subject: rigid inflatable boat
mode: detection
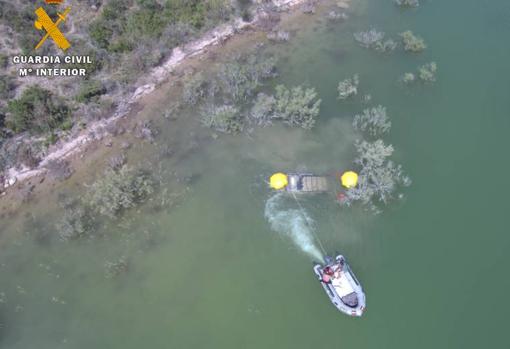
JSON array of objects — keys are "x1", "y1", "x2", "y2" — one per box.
[{"x1": 313, "y1": 255, "x2": 366, "y2": 317}]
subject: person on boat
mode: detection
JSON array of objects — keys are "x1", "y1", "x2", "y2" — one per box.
[{"x1": 322, "y1": 273, "x2": 332, "y2": 284}]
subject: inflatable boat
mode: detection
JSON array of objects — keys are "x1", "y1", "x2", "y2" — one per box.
[
  {"x1": 285, "y1": 173, "x2": 329, "y2": 193},
  {"x1": 313, "y1": 255, "x2": 366, "y2": 317}
]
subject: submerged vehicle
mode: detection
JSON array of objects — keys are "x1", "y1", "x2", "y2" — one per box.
[
  {"x1": 313, "y1": 255, "x2": 366, "y2": 317},
  {"x1": 285, "y1": 173, "x2": 329, "y2": 193}
]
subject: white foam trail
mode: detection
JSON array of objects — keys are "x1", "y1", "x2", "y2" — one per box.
[{"x1": 264, "y1": 193, "x2": 324, "y2": 262}]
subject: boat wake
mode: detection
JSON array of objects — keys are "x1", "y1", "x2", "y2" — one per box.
[{"x1": 264, "y1": 193, "x2": 324, "y2": 262}]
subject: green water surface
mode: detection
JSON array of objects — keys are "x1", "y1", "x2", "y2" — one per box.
[{"x1": 1, "y1": 0, "x2": 510, "y2": 348}]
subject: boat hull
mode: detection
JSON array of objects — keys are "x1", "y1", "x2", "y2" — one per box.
[{"x1": 314, "y1": 255, "x2": 366, "y2": 317}]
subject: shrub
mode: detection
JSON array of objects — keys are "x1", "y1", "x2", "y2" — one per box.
[
  {"x1": 249, "y1": 93, "x2": 275, "y2": 126},
  {"x1": 182, "y1": 72, "x2": 208, "y2": 105},
  {"x1": 418, "y1": 62, "x2": 437, "y2": 82},
  {"x1": 56, "y1": 204, "x2": 90, "y2": 241},
  {"x1": 46, "y1": 159, "x2": 74, "y2": 181},
  {"x1": 201, "y1": 105, "x2": 243, "y2": 134},
  {"x1": 395, "y1": 0, "x2": 419, "y2": 7},
  {"x1": 344, "y1": 140, "x2": 411, "y2": 210},
  {"x1": 374, "y1": 39, "x2": 398, "y2": 52},
  {"x1": 0, "y1": 75, "x2": 15, "y2": 99},
  {"x1": 401, "y1": 72, "x2": 416, "y2": 84},
  {"x1": 354, "y1": 29, "x2": 385, "y2": 48},
  {"x1": 338, "y1": 74, "x2": 359, "y2": 100},
  {"x1": 6, "y1": 86, "x2": 71, "y2": 134},
  {"x1": 76, "y1": 80, "x2": 106, "y2": 103},
  {"x1": 85, "y1": 165, "x2": 154, "y2": 218},
  {"x1": 273, "y1": 85, "x2": 321, "y2": 129},
  {"x1": 217, "y1": 54, "x2": 277, "y2": 102},
  {"x1": 353, "y1": 106, "x2": 392, "y2": 137},
  {"x1": 400, "y1": 30, "x2": 426, "y2": 52}
]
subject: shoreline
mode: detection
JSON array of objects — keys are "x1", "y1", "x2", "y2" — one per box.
[
  {"x1": 1, "y1": 0, "x2": 318, "y2": 192},
  {"x1": 1, "y1": 0, "x2": 350, "y2": 207}
]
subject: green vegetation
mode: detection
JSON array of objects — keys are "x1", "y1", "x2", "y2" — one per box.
[
  {"x1": 249, "y1": 93, "x2": 276, "y2": 126},
  {"x1": 354, "y1": 30, "x2": 397, "y2": 52},
  {"x1": 353, "y1": 106, "x2": 391, "y2": 137},
  {"x1": 85, "y1": 165, "x2": 154, "y2": 218},
  {"x1": 56, "y1": 204, "x2": 90, "y2": 241},
  {"x1": 201, "y1": 105, "x2": 242, "y2": 134},
  {"x1": 401, "y1": 72, "x2": 416, "y2": 84},
  {"x1": 400, "y1": 30, "x2": 426, "y2": 52},
  {"x1": 217, "y1": 55, "x2": 277, "y2": 102},
  {"x1": 0, "y1": 75, "x2": 15, "y2": 99},
  {"x1": 89, "y1": 0, "x2": 234, "y2": 54},
  {"x1": 273, "y1": 85, "x2": 321, "y2": 130},
  {"x1": 6, "y1": 86, "x2": 71, "y2": 134},
  {"x1": 344, "y1": 106, "x2": 411, "y2": 212},
  {"x1": 182, "y1": 72, "x2": 208, "y2": 105},
  {"x1": 418, "y1": 62, "x2": 438, "y2": 82},
  {"x1": 395, "y1": 0, "x2": 419, "y2": 7},
  {"x1": 338, "y1": 75, "x2": 359, "y2": 100},
  {"x1": 76, "y1": 80, "x2": 107, "y2": 103}
]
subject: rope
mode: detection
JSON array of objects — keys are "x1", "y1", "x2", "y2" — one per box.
[{"x1": 290, "y1": 191, "x2": 327, "y2": 257}]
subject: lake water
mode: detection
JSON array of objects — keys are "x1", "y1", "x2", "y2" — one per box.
[{"x1": 1, "y1": 0, "x2": 510, "y2": 348}]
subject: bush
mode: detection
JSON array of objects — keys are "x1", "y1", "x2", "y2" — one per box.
[
  {"x1": 0, "y1": 75, "x2": 15, "y2": 99},
  {"x1": 344, "y1": 140, "x2": 411, "y2": 210},
  {"x1": 249, "y1": 93, "x2": 275, "y2": 126},
  {"x1": 85, "y1": 165, "x2": 154, "y2": 218},
  {"x1": 353, "y1": 106, "x2": 391, "y2": 137},
  {"x1": 400, "y1": 31, "x2": 426, "y2": 52},
  {"x1": 201, "y1": 105, "x2": 243, "y2": 134},
  {"x1": 338, "y1": 74, "x2": 359, "y2": 100},
  {"x1": 354, "y1": 29, "x2": 384, "y2": 48},
  {"x1": 418, "y1": 62, "x2": 437, "y2": 82},
  {"x1": 6, "y1": 86, "x2": 71, "y2": 134},
  {"x1": 56, "y1": 204, "x2": 90, "y2": 241},
  {"x1": 400, "y1": 72, "x2": 416, "y2": 84},
  {"x1": 76, "y1": 80, "x2": 106, "y2": 103},
  {"x1": 395, "y1": 0, "x2": 419, "y2": 7},
  {"x1": 182, "y1": 72, "x2": 208, "y2": 105},
  {"x1": 354, "y1": 30, "x2": 397, "y2": 52},
  {"x1": 217, "y1": 54, "x2": 277, "y2": 102},
  {"x1": 273, "y1": 85, "x2": 321, "y2": 129}
]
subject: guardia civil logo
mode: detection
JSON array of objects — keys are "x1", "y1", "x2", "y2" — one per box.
[{"x1": 34, "y1": 0, "x2": 71, "y2": 52}]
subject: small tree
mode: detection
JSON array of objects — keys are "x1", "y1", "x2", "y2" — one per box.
[
  {"x1": 353, "y1": 106, "x2": 392, "y2": 137},
  {"x1": 273, "y1": 85, "x2": 321, "y2": 129},
  {"x1": 395, "y1": 0, "x2": 419, "y2": 7},
  {"x1": 182, "y1": 72, "x2": 208, "y2": 105},
  {"x1": 249, "y1": 93, "x2": 276, "y2": 126},
  {"x1": 338, "y1": 75, "x2": 359, "y2": 100},
  {"x1": 400, "y1": 31, "x2": 426, "y2": 52},
  {"x1": 86, "y1": 165, "x2": 154, "y2": 218},
  {"x1": 418, "y1": 62, "x2": 437, "y2": 82},
  {"x1": 7, "y1": 86, "x2": 70, "y2": 134},
  {"x1": 343, "y1": 140, "x2": 411, "y2": 210},
  {"x1": 201, "y1": 105, "x2": 243, "y2": 134}
]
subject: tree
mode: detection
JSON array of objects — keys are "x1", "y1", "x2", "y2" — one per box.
[
  {"x1": 249, "y1": 93, "x2": 276, "y2": 126},
  {"x1": 418, "y1": 62, "x2": 437, "y2": 82},
  {"x1": 6, "y1": 86, "x2": 70, "y2": 134},
  {"x1": 273, "y1": 85, "x2": 321, "y2": 129},
  {"x1": 400, "y1": 31, "x2": 426, "y2": 52},
  {"x1": 353, "y1": 105, "x2": 391, "y2": 137},
  {"x1": 338, "y1": 74, "x2": 359, "y2": 100},
  {"x1": 86, "y1": 165, "x2": 154, "y2": 218},
  {"x1": 201, "y1": 105, "x2": 243, "y2": 134},
  {"x1": 343, "y1": 140, "x2": 411, "y2": 210}
]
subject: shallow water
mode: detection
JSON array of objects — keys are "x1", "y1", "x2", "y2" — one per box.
[{"x1": 2, "y1": 0, "x2": 510, "y2": 348}]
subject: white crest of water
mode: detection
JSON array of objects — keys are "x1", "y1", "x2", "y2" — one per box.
[{"x1": 264, "y1": 193, "x2": 324, "y2": 262}]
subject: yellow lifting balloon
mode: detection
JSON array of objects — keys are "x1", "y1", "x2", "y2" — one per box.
[
  {"x1": 269, "y1": 173, "x2": 288, "y2": 190},
  {"x1": 341, "y1": 171, "x2": 358, "y2": 188}
]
